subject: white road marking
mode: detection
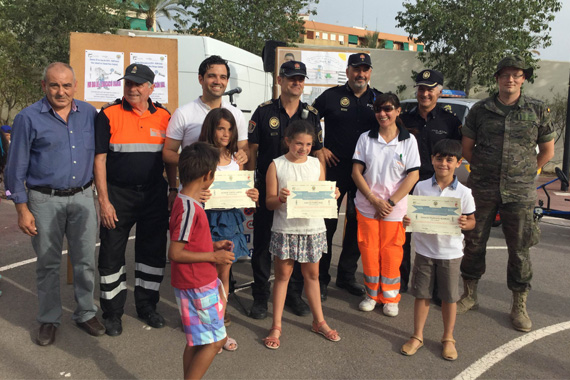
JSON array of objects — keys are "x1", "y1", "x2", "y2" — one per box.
[
  {"x1": 453, "y1": 321, "x2": 570, "y2": 380},
  {"x1": 0, "y1": 236, "x2": 136, "y2": 272}
]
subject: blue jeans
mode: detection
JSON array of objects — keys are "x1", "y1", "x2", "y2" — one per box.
[{"x1": 28, "y1": 188, "x2": 98, "y2": 325}]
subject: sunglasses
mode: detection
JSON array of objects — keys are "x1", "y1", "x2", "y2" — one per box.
[{"x1": 374, "y1": 105, "x2": 396, "y2": 113}]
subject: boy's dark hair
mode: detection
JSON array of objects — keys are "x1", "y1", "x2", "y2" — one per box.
[
  {"x1": 432, "y1": 139, "x2": 463, "y2": 160},
  {"x1": 284, "y1": 120, "x2": 316, "y2": 141},
  {"x1": 199, "y1": 108, "x2": 238, "y2": 155},
  {"x1": 179, "y1": 142, "x2": 220, "y2": 185},
  {"x1": 198, "y1": 55, "x2": 230, "y2": 79}
]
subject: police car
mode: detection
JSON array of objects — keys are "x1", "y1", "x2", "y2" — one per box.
[{"x1": 401, "y1": 90, "x2": 479, "y2": 183}]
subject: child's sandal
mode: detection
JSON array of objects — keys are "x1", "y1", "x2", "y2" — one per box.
[
  {"x1": 311, "y1": 320, "x2": 341, "y2": 342},
  {"x1": 441, "y1": 338, "x2": 457, "y2": 361},
  {"x1": 263, "y1": 326, "x2": 281, "y2": 350},
  {"x1": 401, "y1": 335, "x2": 424, "y2": 356}
]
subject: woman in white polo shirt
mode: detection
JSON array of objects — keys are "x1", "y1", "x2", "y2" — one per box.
[{"x1": 352, "y1": 93, "x2": 420, "y2": 317}]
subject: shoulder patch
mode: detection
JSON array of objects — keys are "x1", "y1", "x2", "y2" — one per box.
[
  {"x1": 258, "y1": 100, "x2": 273, "y2": 108},
  {"x1": 154, "y1": 101, "x2": 170, "y2": 114},
  {"x1": 442, "y1": 104, "x2": 454, "y2": 114},
  {"x1": 248, "y1": 120, "x2": 256, "y2": 134},
  {"x1": 101, "y1": 99, "x2": 121, "y2": 110},
  {"x1": 306, "y1": 105, "x2": 318, "y2": 115}
]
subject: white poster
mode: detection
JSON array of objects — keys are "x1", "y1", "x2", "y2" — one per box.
[
  {"x1": 84, "y1": 50, "x2": 124, "y2": 102},
  {"x1": 301, "y1": 51, "x2": 349, "y2": 85},
  {"x1": 130, "y1": 52, "x2": 168, "y2": 104}
]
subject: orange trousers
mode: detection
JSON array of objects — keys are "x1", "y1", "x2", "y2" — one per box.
[{"x1": 356, "y1": 209, "x2": 405, "y2": 304}]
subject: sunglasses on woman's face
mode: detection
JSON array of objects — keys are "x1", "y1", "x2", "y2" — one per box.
[{"x1": 374, "y1": 105, "x2": 396, "y2": 113}]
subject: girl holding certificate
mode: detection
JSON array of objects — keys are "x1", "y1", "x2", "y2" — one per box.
[
  {"x1": 263, "y1": 120, "x2": 340, "y2": 349},
  {"x1": 199, "y1": 108, "x2": 259, "y2": 351},
  {"x1": 352, "y1": 93, "x2": 421, "y2": 317}
]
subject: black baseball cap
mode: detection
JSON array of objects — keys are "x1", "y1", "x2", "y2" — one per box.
[
  {"x1": 415, "y1": 69, "x2": 444, "y2": 87},
  {"x1": 119, "y1": 63, "x2": 155, "y2": 84},
  {"x1": 347, "y1": 53, "x2": 372, "y2": 68},
  {"x1": 279, "y1": 61, "x2": 308, "y2": 78}
]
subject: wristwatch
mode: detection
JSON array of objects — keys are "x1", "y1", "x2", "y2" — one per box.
[
  {"x1": 169, "y1": 187, "x2": 178, "y2": 193},
  {"x1": 387, "y1": 198, "x2": 395, "y2": 207}
]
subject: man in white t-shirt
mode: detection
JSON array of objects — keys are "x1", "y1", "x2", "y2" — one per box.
[{"x1": 163, "y1": 55, "x2": 248, "y2": 166}]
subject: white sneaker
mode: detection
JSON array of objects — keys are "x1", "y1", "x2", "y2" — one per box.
[
  {"x1": 383, "y1": 303, "x2": 399, "y2": 317},
  {"x1": 359, "y1": 296, "x2": 377, "y2": 311}
]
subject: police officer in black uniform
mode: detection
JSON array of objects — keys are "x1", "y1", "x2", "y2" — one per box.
[
  {"x1": 312, "y1": 53, "x2": 381, "y2": 300},
  {"x1": 247, "y1": 61, "x2": 323, "y2": 319},
  {"x1": 399, "y1": 69, "x2": 462, "y2": 298}
]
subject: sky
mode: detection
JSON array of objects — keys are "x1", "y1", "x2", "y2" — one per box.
[{"x1": 310, "y1": 0, "x2": 570, "y2": 62}]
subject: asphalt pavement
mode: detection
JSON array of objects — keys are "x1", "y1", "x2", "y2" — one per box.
[{"x1": 1, "y1": 176, "x2": 569, "y2": 379}]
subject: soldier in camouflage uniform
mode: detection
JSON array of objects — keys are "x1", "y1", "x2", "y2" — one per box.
[{"x1": 458, "y1": 56, "x2": 555, "y2": 332}]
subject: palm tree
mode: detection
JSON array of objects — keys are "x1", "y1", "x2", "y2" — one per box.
[{"x1": 131, "y1": 0, "x2": 190, "y2": 32}]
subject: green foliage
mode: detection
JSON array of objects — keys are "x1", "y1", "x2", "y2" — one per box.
[
  {"x1": 131, "y1": 0, "x2": 190, "y2": 31},
  {"x1": 363, "y1": 32, "x2": 380, "y2": 49},
  {"x1": 0, "y1": 0, "x2": 130, "y2": 123},
  {"x1": 546, "y1": 91, "x2": 568, "y2": 145},
  {"x1": 396, "y1": 0, "x2": 562, "y2": 96},
  {"x1": 175, "y1": 0, "x2": 318, "y2": 55}
]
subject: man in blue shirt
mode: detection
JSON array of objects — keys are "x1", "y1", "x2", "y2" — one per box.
[{"x1": 5, "y1": 62, "x2": 105, "y2": 346}]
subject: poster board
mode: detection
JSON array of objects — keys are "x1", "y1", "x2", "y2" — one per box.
[
  {"x1": 69, "y1": 32, "x2": 178, "y2": 111},
  {"x1": 274, "y1": 47, "x2": 370, "y2": 104}
]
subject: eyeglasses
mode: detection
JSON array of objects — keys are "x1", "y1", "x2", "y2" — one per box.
[
  {"x1": 498, "y1": 73, "x2": 524, "y2": 80},
  {"x1": 374, "y1": 105, "x2": 396, "y2": 113}
]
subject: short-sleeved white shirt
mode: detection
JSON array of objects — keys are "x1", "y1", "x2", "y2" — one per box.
[
  {"x1": 166, "y1": 97, "x2": 247, "y2": 148},
  {"x1": 412, "y1": 176, "x2": 476, "y2": 260},
  {"x1": 352, "y1": 126, "x2": 421, "y2": 221}
]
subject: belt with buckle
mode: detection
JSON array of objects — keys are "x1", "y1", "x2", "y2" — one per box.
[{"x1": 29, "y1": 180, "x2": 93, "y2": 197}]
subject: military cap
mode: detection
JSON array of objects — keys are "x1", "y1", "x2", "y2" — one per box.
[
  {"x1": 494, "y1": 55, "x2": 533, "y2": 79},
  {"x1": 415, "y1": 69, "x2": 444, "y2": 87},
  {"x1": 279, "y1": 60, "x2": 308, "y2": 78},
  {"x1": 119, "y1": 63, "x2": 155, "y2": 84},
  {"x1": 348, "y1": 53, "x2": 373, "y2": 68}
]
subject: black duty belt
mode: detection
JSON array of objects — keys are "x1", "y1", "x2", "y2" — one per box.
[{"x1": 29, "y1": 180, "x2": 93, "y2": 197}]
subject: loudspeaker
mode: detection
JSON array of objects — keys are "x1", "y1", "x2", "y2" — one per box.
[{"x1": 262, "y1": 40, "x2": 287, "y2": 73}]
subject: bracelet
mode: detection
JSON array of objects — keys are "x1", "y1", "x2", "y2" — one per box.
[
  {"x1": 279, "y1": 196, "x2": 286, "y2": 203},
  {"x1": 169, "y1": 187, "x2": 178, "y2": 192}
]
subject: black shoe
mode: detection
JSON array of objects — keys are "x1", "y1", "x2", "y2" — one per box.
[
  {"x1": 249, "y1": 299, "x2": 268, "y2": 319},
  {"x1": 336, "y1": 280, "x2": 366, "y2": 296},
  {"x1": 104, "y1": 316, "x2": 123, "y2": 337},
  {"x1": 76, "y1": 316, "x2": 106, "y2": 337},
  {"x1": 320, "y1": 284, "x2": 328, "y2": 301},
  {"x1": 36, "y1": 323, "x2": 57, "y2": 346},
  {"x1": 285, "y1": 294, "x2": 311, "y2": 316},
  {"x1": 139, "y1": 310, "x2": 166, "y2": 328}
]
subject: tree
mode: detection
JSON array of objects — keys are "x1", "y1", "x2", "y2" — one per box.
[
  {"x1": 175, "y1": 0, "x2": 318, "y2": 55},
  {"x1": 131, "y1": 0, "x2": 190, "y2": 32},
  {"x1": 396, "y1": 0, "x2": 562, "y2": 96},
  {"x1": 0, "y1": 0, "x2": 130, "y2": 123},
  {"x1": 363, "y1": 32, "x2": 382, "y2": 49}
]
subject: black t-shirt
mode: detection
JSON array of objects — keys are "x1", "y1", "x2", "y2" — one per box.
[
  {"x1": 312, "y1": 83, "x2": 381, "y2": 161},
  {"x1": 400, "y1": 105, "x2": 462, "y2": 180},
  {"x1": 248, "y1": 98, "x2": 322, "y2": 182}
]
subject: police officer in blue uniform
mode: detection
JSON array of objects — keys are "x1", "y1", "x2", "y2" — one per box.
[
  {"x1": 247, "y1": 61, "x2": 323, "y2": 319},
  {"x1": 399, "y1": 69, "x2": 462, "y2": 300},
  {"x1": 312, "y1": 53, "x2": 382, "y2": 300}
]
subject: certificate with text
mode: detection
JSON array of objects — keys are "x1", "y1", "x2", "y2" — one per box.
[
  {"x1": 287, "y1": 181, "x2": 337, "y2": 219},
  {"x1": 406, "y1": 195, "x2": 462, "y2": 235},
  {"x1": 205, "y1": 171, "x2": 255, "y2": 210}
]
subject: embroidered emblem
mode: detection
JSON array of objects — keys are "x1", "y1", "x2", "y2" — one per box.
[{"x1": 340, "y1": 97, "x2": 350, "y2": 107}]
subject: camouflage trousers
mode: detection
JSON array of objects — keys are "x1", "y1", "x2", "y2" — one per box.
[{"x1": 461, "y1": 190, "x2": 538, "y2": 292}]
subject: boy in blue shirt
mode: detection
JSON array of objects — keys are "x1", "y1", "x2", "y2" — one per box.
[{"x1": 401, "y1": 139, "x2": 475, "y2": 361}]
